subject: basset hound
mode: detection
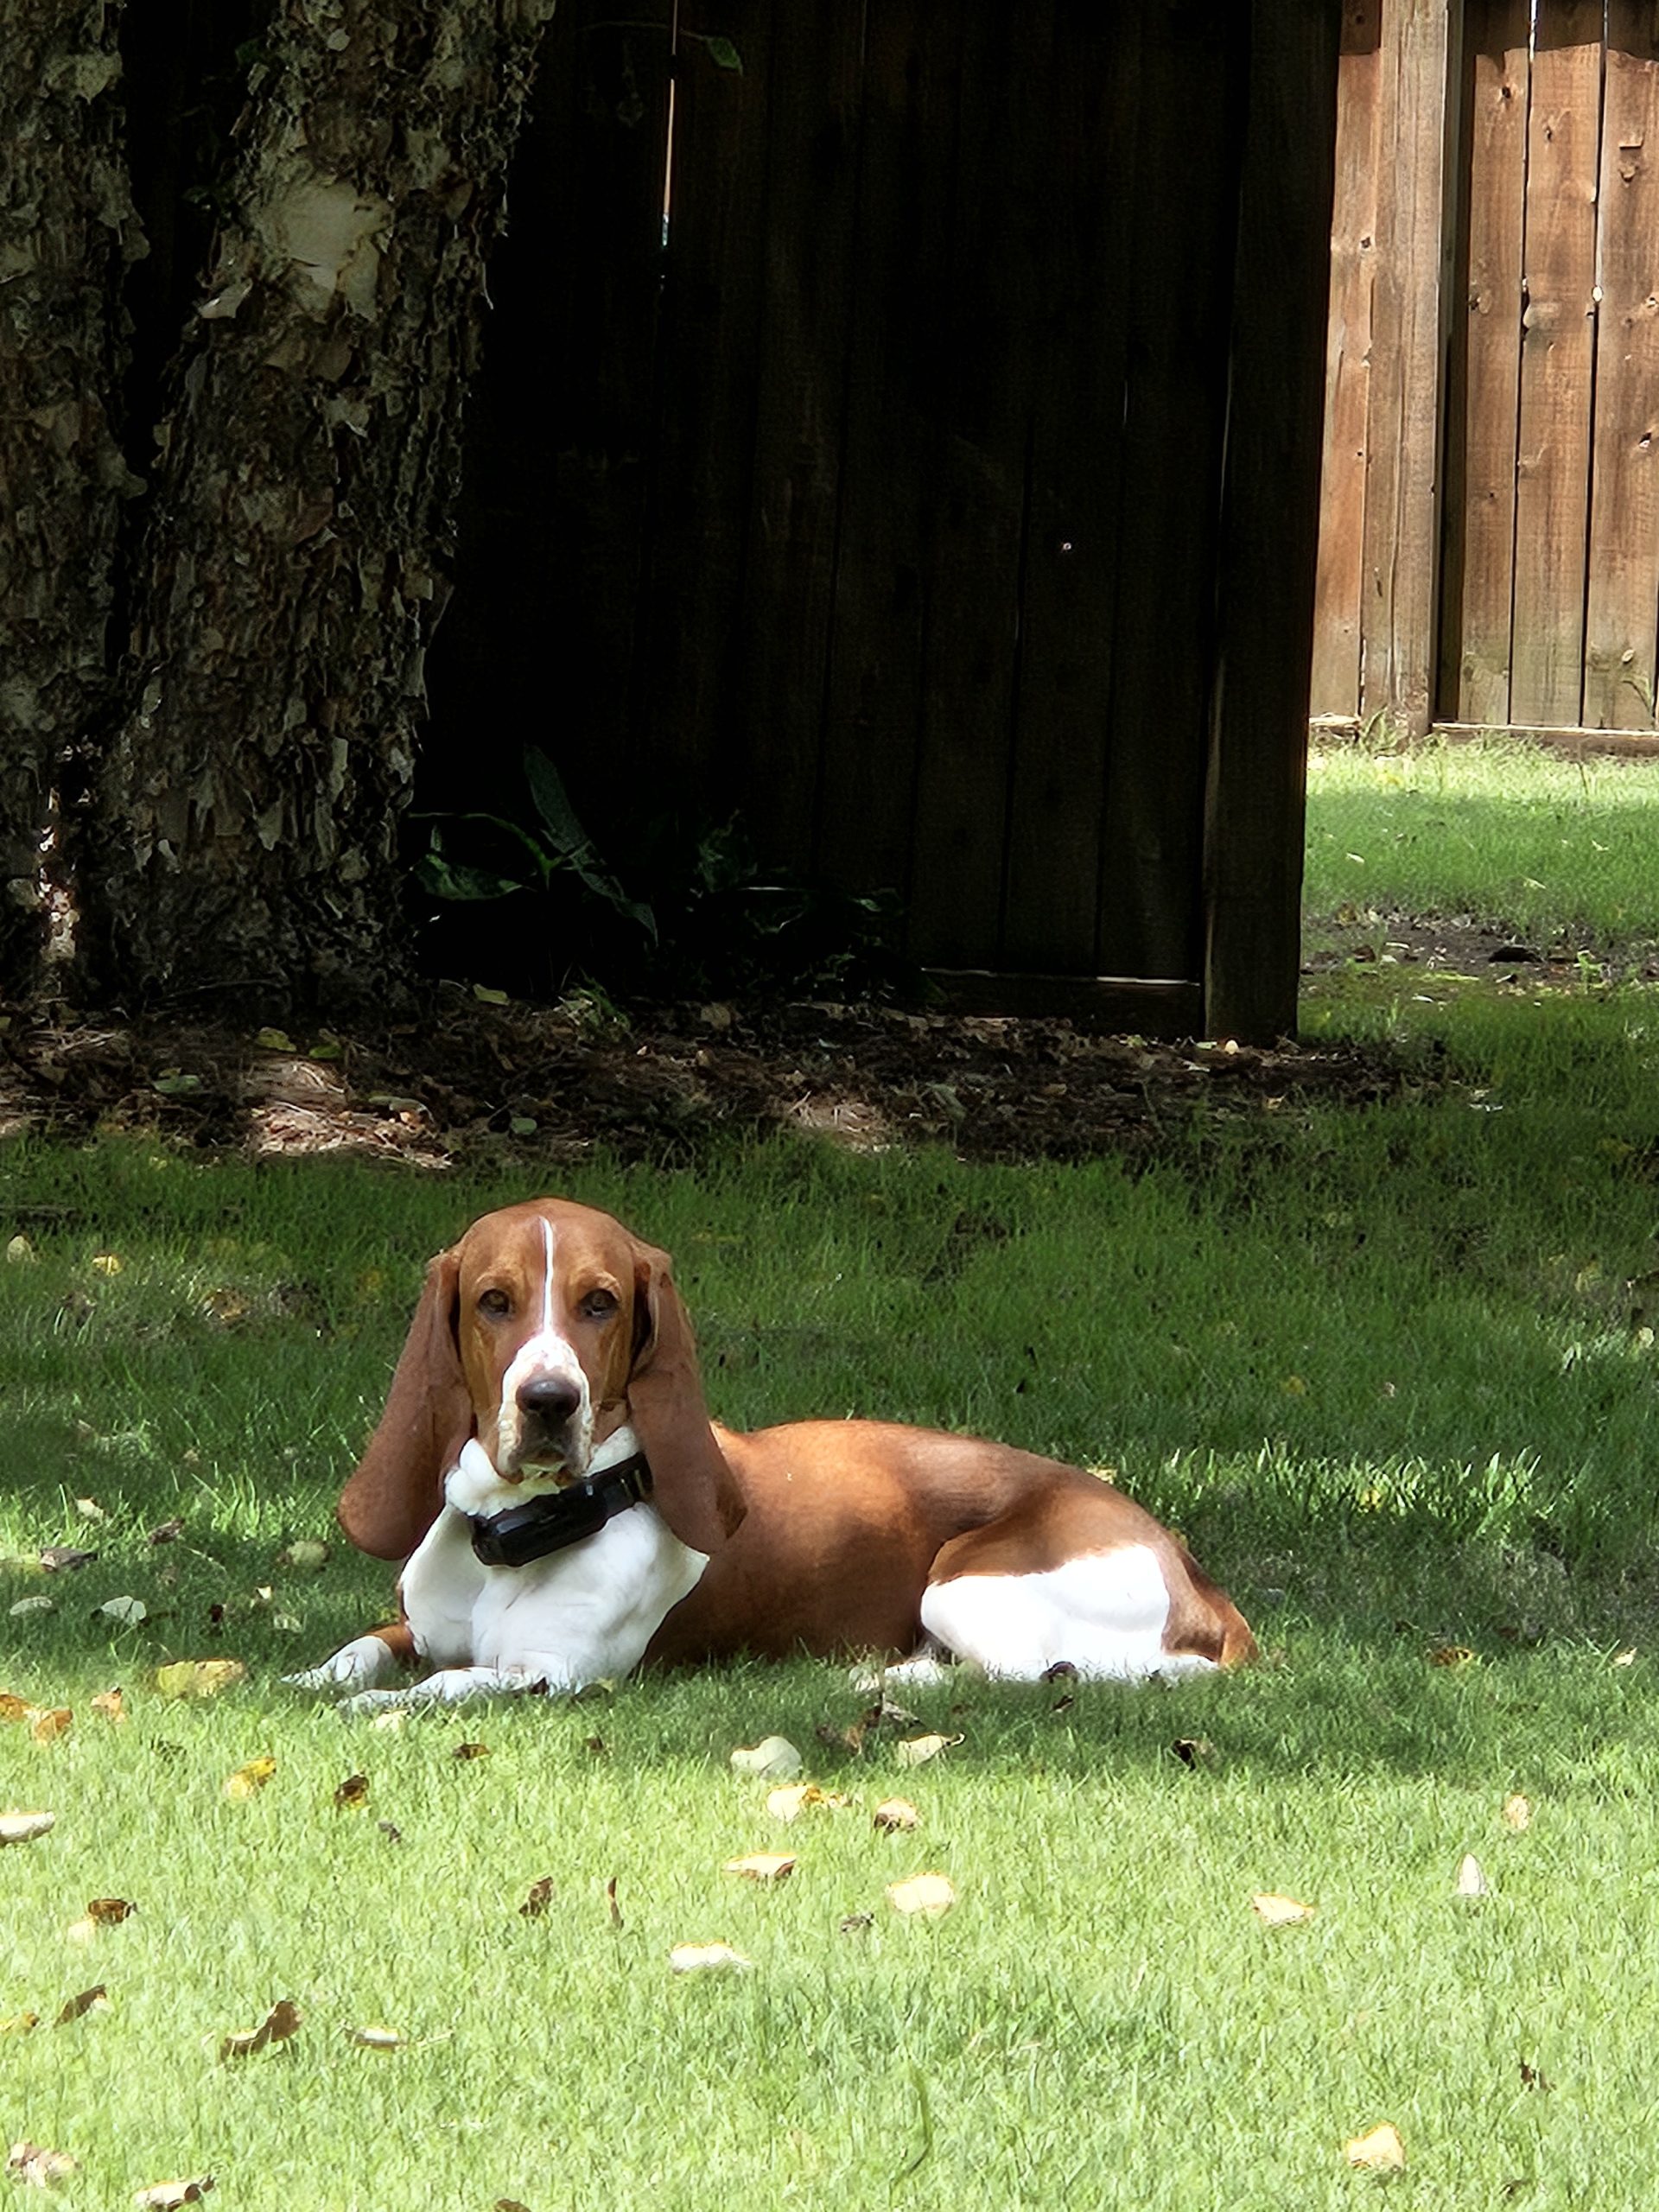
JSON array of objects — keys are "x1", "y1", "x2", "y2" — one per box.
[{"x1": 289, "y1": 1198, "x2": 1254, "y2": 1712}]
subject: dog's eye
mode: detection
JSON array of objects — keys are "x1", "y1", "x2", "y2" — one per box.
[
  {"x1": 579, "y1": 1287, "x2": 619, "y2": 1320},
  {"x1": 477, "y1": 1288, "x2": 512, "y2": 1319}
]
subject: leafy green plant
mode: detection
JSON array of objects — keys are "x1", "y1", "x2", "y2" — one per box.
[{"x1": 415, "y1": 747, "x2": 906, "y2": 1001}]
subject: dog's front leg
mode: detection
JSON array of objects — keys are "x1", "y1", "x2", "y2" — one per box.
[
  {"x1": 285, "y1": 1624, "x2": 417, "y2": 1694},
  {"x1": 337, "y1": 1662, "x2": 567, "y2": 1717}
]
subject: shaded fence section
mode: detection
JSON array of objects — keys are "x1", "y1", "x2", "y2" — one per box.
[
  {"x1": 427, "y1": 1, "x2": 1340, "y2": 1038},
  {"x1": 1313, "y1": 0, "x2": 1659, "y2": 747}
]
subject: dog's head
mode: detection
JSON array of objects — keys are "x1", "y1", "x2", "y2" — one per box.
[{"x1": 335, "y1": 1199, "x2": 746, "y2": 1561}]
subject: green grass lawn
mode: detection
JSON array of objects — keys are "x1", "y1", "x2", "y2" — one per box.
[{"x1": 5, "y1": 739, "x2": 1659, "y2": 2209}]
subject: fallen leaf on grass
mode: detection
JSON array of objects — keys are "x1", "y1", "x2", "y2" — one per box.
[
  {"x1": 155, "y1": 1659, "x2": 244, "y2": 1700},
  {"x1": 219, "y1": 1999, "x2": 301, "y2": 2061},
  {"x1": 1502, "y1": 1793, "x2": 1532, "y2": 1832},
  {"x1": 76, "y1": 1497, "x2": 106, "y2": 1522},
  {"x1": 222, "y1": 1757, "x2": 276, "y2": 1800},
  {"x1": 1344, "y1": 2123, "x2": 1406, "y2": 2171},
  {"x1": 724, "y1": 1853, "x2": 797, "y2": 1884},
  {"x1": 0, "y1": 1811, "x2": 55, "y2": 1846},
  {"x1": 98, "y1": 1597, "x2": 148, "y2": 1627},
  {"x1": 1456, "y1": 1854, "x2": 1490, "y2": 1898},
  {"x1": 729, "y1": 1735, "x2": 802, "y2": 1778},
  {"x1": 133, "y1": 2178, "x2": 214, "y2": 2208},
  {"x1": 607, "y1": 1876, "x2": 623, "y2": 1929},
  {"x1": 86, "y1": 1897, "x2": 137, "y2": 1925},
  {"x1": 495, "y1": 2201, "x2": 532, "y2": 2212},
  {"x1": 1611, "y1": 1647, "x2": 1637, "y2": 1668},
  {"x1": 8, "y1": 2141, "x2": 79, "y2": 2185},
  {"x1": 839, "y1": 1911, "x2": 874, "y2": 1935},
  {"x1": 1428, "y1": 1644, "x2": 1475, "y2": 1669},
  {"x1": 1171, "y1": 1737, "x2": 1215, "y2": 1767},
  {"x1": 147, "y1": 1520, "x2": 184, "y2": 1548},
  {"x1": 346, "y1": 2024, "x2": 407, "y2": 2050},
  {"x1": 40, "y1": 1547, "x2": 97, "y2": 1573},
  {"x1": 1251, "y1": 1893, "x2": 1316, "y2": 1927},
  {"x1": 0, "y1": 1692, "x2": 30, "y2": 1722},
  {"x1": 453, "y1": 1740, "x2": 491, "y2": 1761},
  {"x1": 669, "y1": 1942, "x2": 753, "y2": 1973},
  {"x1": 333, "y1": 1773, "x2": 369, "y2": 1810},
  {"x1": 519, "y1": 1877, "x2": 555, "y2": 1919},
  {"x1": 91, "y1": 1688, "x2": 126, "y2": 1724},
  {"x1": 29, "y1": 1707, "x2": 73, "y2": 1744},
  {"x1": 0, "y1": 2012, "x2": 39, "y2": 2035},
  {"x1": 893, "y1": 1732, "x2": 962, "y2": 1769},
  {"x1": 8, "y1": 1597, "x2": 52, "y2": 1618},
  {"x1": 276, "y1": 1540, "x2": 329, "y2": 1572},
  {"x1": 887, "y1": 1872, "x2": 956, "y2": 1917},
  {"x1": 872, "y1": 1797, "x2": 921, "y2": 1833},
  {"x1": 56, "y1": 1986, "x2": 110, "y2": 2023},
  {"x1": 766, "y1": 1783, "x2": 852, "y2": 1822},
  {"x1": 1519, "y1": 2058, "x2": 1553, "y2": 2093}
]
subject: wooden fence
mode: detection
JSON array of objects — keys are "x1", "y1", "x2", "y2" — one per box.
[
  {"x1": 426, "y1": 0, "x2": 1341, "y2": 1039},
  {"x1": 1314, "y1": 0, "x2": 1659, "y2": 747}
]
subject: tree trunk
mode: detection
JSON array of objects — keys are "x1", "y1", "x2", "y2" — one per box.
[
  {"x1": 81, "y1": 0, "x2": 556, "y2": 1013},
  {"x1": 0, "y1": 0, "x2": 143, "y2": 992}
]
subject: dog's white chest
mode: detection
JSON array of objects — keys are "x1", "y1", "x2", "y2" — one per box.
[{"x1": 401, "y1": 1495, "x2": 707, "y2": 1690}]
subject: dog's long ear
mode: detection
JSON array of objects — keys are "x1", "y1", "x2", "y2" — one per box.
[
  {"x1": 627, "y1": 1239, "x2": 747, "y2": 1554},
  {"x1": 336, "y1": 1247, "x2": 471, "y2": 1560}
]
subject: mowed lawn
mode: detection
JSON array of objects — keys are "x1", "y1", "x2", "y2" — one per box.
[{"x1": 5, "y1": 740, "x2": 1659, "y2": 2209}]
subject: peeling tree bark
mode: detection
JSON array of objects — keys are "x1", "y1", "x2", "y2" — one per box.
[
  {"x1": 81, "y1": 0, "x2": 557, "y2": 1011},
  {"x1": 0, "y1": 1, "x2": 143, "y2": 991}
]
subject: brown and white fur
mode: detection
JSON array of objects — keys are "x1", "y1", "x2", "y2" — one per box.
[{"x1": 289, "y1": 1198, "x2": 1254, "y2": 1712}]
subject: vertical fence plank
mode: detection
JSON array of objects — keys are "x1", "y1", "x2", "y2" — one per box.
[
  {"x1": 1510, "y1": 0, "x2": 1603, "y2": 727},
  {"x1": 1584, "y1": 2, "x2": 1659, "y2": 730},
  {"x1": 635, "y1": 1, "x2": 772, "y2": 804},
  {"x1": 730, "y1": 2, "x2": 866, "y2": 866},
  {"x1": 1357, "y1": 0, "x2": 1453, "y2": 734},
  {"x1": 815, "y1": 5, "x2": 965, "y2": 904},
  {"x1": 1090, "y1": 0, "x2": 1237, "y2": 982},
  {"x1": 428, "y1": 0, "x2": 671, "y2": 829},
  {"x1": 1440, "y1": 0, "x2": 1529, "y2": 725},
  {"x1": 1001, "y1": 6, "x2": 1145, "y2": 976},
  {"x1": 1205, "y1": 0, "x2": 1339, "y2": 1042},
  {"x1": 1312, "y1": 0, "x2": 1382, "y2": 721}
]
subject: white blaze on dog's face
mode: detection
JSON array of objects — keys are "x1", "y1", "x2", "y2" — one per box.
[{"x1": 454, "y1": 1205, "x2": 640, "y2": 1488}]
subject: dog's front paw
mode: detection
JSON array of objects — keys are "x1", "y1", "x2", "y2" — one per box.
[{"x1": 284, "y1": 1634, "x2": 402, "y2": 1695}]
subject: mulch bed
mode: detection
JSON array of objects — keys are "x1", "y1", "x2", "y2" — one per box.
[{"x1": 0, "y1": 980, "x2": 1442, "y2": 1170}]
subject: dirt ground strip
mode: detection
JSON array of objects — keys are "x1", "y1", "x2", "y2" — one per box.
[{"x1": 0, "y1": 971, "x2": 1446, "y2": 1170}]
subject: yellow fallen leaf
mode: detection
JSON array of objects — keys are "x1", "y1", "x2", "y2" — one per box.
[
  {"x1": 1502, "y1": 1793, "x2": 1532, "y2": 1833},
  {"x1": 669, "y1": 1942, "x2": 753, "y2": 1973},
  {"x1": 0, "y1": 1811, "x2": 55, "y2": 1846},
  {"x1": 133, "y1": 2178, "x2": 215, "y2": 2208},
  {"x1": 872, "y1": 1797, "x2": 921, "y2": 1832},
  {"x1": 155, "y1": 1659, "x2": 245, "y2": 1700},
  {"x1": 91, "y1": 1253, "x2": 123, "y2": 1276},
  {"x1": 0, "y1": 1693, "x2": 30, "y2": 1723},
  {"x1": 219, "y1": 1998, "x2": 301, "y2": 2061},
  {"x1": 76, "y1": 1497, "x2": 107, "y2": 1522},
  {"x1": 1611, "y1": 1647, "x2": 1637, "y2": 1668},
  {"x1": 0, "y1": 2012, "x2": 40, "y2": 2036},
  {"x1": 8, "y1": 2143, "x2": 79, "y2": 2185},
  {"x1": 65, "y1": 1916, "x2": 99, "y2": 1946},
  {"x1": 723, "y1": 1853, "x2": 797, "y2": 1884},
  {"x1": 333, "y1": 1773, "x2": 370, "y2": 1811},
  {"x1": 1456, "y1": 1853, "x2": 1489, "y2": 1898},
  {"x1": 91, "y1": 1688, "x2": 126, "y2": 1724},
  {"x1": 766, "y1": 1783, "x2": 851, "y2": 1821},
  {"x1": 29, "y1": 1706, "x2": 73, "y2": 1744},
  {"x1": 346, "y1": 2024, "x2": 407, "y2": 2050},
  {"x1": 887, "y1": 1872, "x2": 956, "y2": 1917},
  {"x1": 5, "y1": 1234, "x2": 36, "y2": 1264},
  {"x1": 893, "y1": 1732, "x2": 961, "y2": 1769},
  {"x1": 223, "y1": 1757, "x2": 276, "y2": 1801},
  {"x1": 1251, "y1": 1892, "x2": 1316, "y2": 1926},
  {"x1": 276, "y1": 1540, "x2": 330, "y2": 1572},
  {"x1": 1344, "y1": 2123, "x2": 1406, "y2": 2171},
  {"x1": 729, "y1": 1735, "x2": 802, "y2": 1779},
  {"x1": 1427, "y1": 1644, "x2": 1475, "y2": 1669},
  {"x1": 452, "y1": 1740, "x2": 491, "y2": 1761}
]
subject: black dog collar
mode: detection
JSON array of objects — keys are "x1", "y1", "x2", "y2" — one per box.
[{"x1": 468, "y1": 1452, "x2": 653, "y2": 1568}]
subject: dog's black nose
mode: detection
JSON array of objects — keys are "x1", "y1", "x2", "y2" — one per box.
[{"x1": 517, "y1": 1377, "x2": 582, "y2": 1422}]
